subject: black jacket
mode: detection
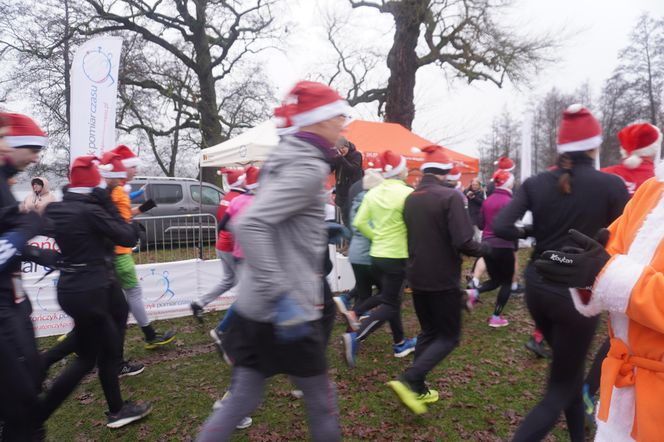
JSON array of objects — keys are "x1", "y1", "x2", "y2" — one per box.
[
  {"x1": 464, "y1": 186, "x2": 485, "y2": 227},
  {"x1": 404, "y1": 175, "x2": 485, "y2": 291},
  {"x1": 43, "y1": 191, "x2": 138, "y2": 293},
  {"x1": 493, "y1": 156, "x2": 629, "y2": 257},
  {"x1": 333, "y1": 142, "x2": 363, "y2": 204},
  {"x1": 0, "y1": 164, "x2": 43, "y2": 302}
]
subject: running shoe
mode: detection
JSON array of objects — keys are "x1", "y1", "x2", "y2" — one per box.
[
  {"x1": 144, "y1": 329, "x2": 177, "y2": 350},
  {"x1": 342, "y1": 332, "x2": 358, "y2": 368},
  {"x1": 212, "y1": 393, "x2": 253, "y2": 429},
  {"x1": 464, "y1": 289, "x2": 480, "y2": 311},
  {"x1": 393, "y1": 337, "x2": 417, "y2": 358},
  {"x1": 525, "y1": 336, "x2": 551, "y2": 359},
  {"x1": 290, "y1": 389, "x2": 304, "y2": 399},
  {"x1": 488, "y1": 316, "x2": 509, "y2": 328},
  {"x1": 119, "y1": 360, "x2": 145, "y2": 378},
  {"x1": 333, "y1": 296, "x2": 360, "y2": 331},
  {"x1": 106, "y1": 401, "x2": 152, "y2": 429},
  {"x1": 190, "y1": 302, "x2": 205, "y2": 323},
  {"x1": 417, "y1": 389, "x2": 439, "y2": 404},
  {"x1": 56, "y1": 332, "x2": 69, "y2": 343},
  {"x1": 209, "y1": 329, "x2": 232, "y2": 365},
  {"x1": 386, "y1": 380, "x2": 427, "y2": 415},
  {"x1": 511, "y1": 283, "x2": 525, "y2": 294}
]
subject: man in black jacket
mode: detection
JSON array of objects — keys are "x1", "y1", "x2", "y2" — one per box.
[
  {"x1": 387, "y1": 145, "x2": 490, "y2": 415},
  {"x1": 0, "y1": 113, "x2": 48, "y2": 441},
  {"x1": 333, "y1": 137, "x2": 363, "y2": 226}
]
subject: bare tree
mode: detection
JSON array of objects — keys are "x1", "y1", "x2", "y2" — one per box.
[
  {"x1": 325, "y1": 0, "x2": 554, "y2": 129},
  {"x1": 478, "y1": 108, "x2": 521, "y2": 182}
]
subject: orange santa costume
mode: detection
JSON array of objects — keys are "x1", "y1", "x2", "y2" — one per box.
[{"x1": 571, "y1": 160, "x2": 664, "y2": 441}]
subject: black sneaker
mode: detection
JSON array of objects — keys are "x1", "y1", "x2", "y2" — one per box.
[
  {"x1": 106, "y1": 401, "x2": 152, "y2": 429},
  {"x1": 191, "y1": 302, "x2": 204, "y2": 323},
  {"x1": 525, "y1": 336, "x2": 551, "y2": 359},
  {"x1": 119, "y1": 361, "x2": 145, "y2": 378},
  {"x1": 144, "y1": 329, "x2": 176, "y2": 350}
]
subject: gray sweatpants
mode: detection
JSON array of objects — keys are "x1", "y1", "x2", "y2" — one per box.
[
  {"x1": 195, "y1": 250, "x2": 236, "y2": 308},
  {"x1": 125, "y1": 286, "x2": 150, "y2": 327},
  {"x1": 196, "y1": 367, "x2": 340, "y2": 442}
]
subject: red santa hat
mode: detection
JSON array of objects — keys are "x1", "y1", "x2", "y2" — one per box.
[
  {"x1": 217, "y1": 167, "x2": 246, "y2": 188},
  {"x1": 447, "y1": 166, "x2": 461, "y2": 181},
  {"x1": 69, "y1": 156, "x2": 102, "y2": 193},
  {"x1": 618, "y1": 122, "x2": 662, "y2": 169},
  {"x1": 411, "y1": 145, "x2": 453, "y2": 172},
  {"x1": 494, "y1": 156, "x2": 515, "y2": 171},
  {"x1": 112, "y1": 144, "x2": 141, "y2": 168},
  {"x1": 492, "y1": 169, "x2": 514, "y2": 190},
  {"x1": 557, "y1": 104, "x2": 602, "y2": 153},
  {"x1": 98, "y1": 152, "x2": 127, "y2": 179},
  {"x1": 380, "y1": 150, "x2": 407, "y2": 178},
  {"x1": 0, "y1": 113, "x2": 48, "y2": 149},
  {"x1": 275, "y1": 81, "x2": 350, "y2": 129},
  {"x1": 244, "y1": 165, "x2": 260, "y2": 190}
]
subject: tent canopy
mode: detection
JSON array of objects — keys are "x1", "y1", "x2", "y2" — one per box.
[
  {"x1": 199, "y1": 119, "x2": 479, "y2": 181},
  {"x1": 199, "y1": 120, "x2": 278, "y2": 168},
  {"x1": 342, "y1": 120, "x2": 479, "y2": 174}
]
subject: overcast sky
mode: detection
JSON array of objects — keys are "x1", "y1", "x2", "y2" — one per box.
[{"x1": 263, "y1": 0, "x2": 664, "y2": 157}]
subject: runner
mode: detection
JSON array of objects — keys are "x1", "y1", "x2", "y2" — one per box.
[
  {"x1": 102, "y1": 146, "x2": 176, "y2": 350},
  {"x1": 467, "y1": 168, "x2": 516, "y2": 327},
  {"x1": 190, "y1": 167, "x2": 247, "y2": 322},
  {"x1": 386, "y1": 145, "x2": 489, "y2": 414},
  {"x1": 197, "y1": 81, "x2": 345, "y2": 441},
  {"x1": 492, "y1": 104, "x2": 629, "y2": 441},
  {"x1": 39, "y1": 156, "x2": 152, "y2": 429},
  {"x1": 340, "y1": 149, "x2": 417, "y2": 368}
]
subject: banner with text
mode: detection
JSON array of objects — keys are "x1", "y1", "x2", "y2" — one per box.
[
  {"x1": 69, "y1": 37, "x2": 123, "y2": 163},
  {"x1": 25, "y1": 259, "x2": 235, "y2": 338}
]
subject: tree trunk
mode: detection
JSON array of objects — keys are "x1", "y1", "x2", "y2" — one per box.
[
  {"x1": 193, "y1": 0, "x2": 224, "y2": 183},
  {"x1": 383, "y1": 1, "x2": 426, "y2": 129}
]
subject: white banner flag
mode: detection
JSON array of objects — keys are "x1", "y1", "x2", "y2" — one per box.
[{"x1": 69, "y1": 37, "x2": 123, "y2": 163}]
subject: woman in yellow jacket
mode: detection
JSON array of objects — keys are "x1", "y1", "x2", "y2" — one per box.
[{"x1": 536, "y1": 161, "x2": 664, "y2": 441}]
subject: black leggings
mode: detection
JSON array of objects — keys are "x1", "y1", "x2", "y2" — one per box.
[
  {"x1": 585, "y1": 337, "x2": 610, "y2": 396},
  {"x1": 478, "y1": 247, "x2": 515, "y2": 316},
  {"x1": 353, "y1": 257, "x2": 405, "y2": 344},
  {"x1": 512, "y1": 265, "x2": 598, "y2": 442},
  {"x1": 349, "y1": 263, "x2": 382, "y2": 307},
  {"x1": 40, "y1": 286, "x2": 125, "y2": 420},
  {"x1": 0, "y1": 297, "x2": 42, "y2": 440}
]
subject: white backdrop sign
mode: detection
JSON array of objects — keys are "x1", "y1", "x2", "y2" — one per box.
[{"x1": 69, "y1": 37, "x2": 123, "y2": 162}]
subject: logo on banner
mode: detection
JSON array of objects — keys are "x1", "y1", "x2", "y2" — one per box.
[
  {"x1": 140, "y1": 268, "x2": 176, "y2": 302},
  {"x1": 35, "y1": 278, "x2": 59, "y2": 311},
  {"x1": 82, "y1": 47, "x2": 116, "y2": 86}
]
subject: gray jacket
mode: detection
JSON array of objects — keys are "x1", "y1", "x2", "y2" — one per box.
[
  {"x1": 232, "y1": 135, "x2": 329, "y2": 323},
  {"x1": 347, "y1": 190, "x2": 371, "y2": 266}
]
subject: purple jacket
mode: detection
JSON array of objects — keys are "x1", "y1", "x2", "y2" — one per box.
[{"x1": 480, "y1": 188, "x2": 515, "y2": 249}]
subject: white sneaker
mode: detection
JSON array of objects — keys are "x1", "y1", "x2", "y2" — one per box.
[
  {"x1": 290, "y1": 389, "x2": 304, "y2": 399},
  {"x1": 211, "y1": 398, "x2": 253, "y2": 429}
]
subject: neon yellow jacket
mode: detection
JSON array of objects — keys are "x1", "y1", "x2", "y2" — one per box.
[{"x1": 353, "y1": 178, "x2": 413, "y2": 259}]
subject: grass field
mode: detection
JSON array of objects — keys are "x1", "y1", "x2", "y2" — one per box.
[{"x1": 40, "y1": 250, "x2": 604, "y2": 441}]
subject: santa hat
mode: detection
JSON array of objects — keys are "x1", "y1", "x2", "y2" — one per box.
[
  {"x1": 98, "y1": 152, "x2": 127, "y2": 179},
  {"x1": 365, "y1": 154, "x2": 383, "y2": 171},
  {"x1": 275, "y1": 81, "x2": 350, "y2": 129},
  {"x1": 380, "y1": 150, "x2": 407, "y2": 178},
  {"x1": 618, "y1": 122, "x2": 662, "y2": 169},
  {"x1": 557, "y1": 104, "x2": 602, "y2": 153},
  {"x1": 412, "y1": 145, "x2": 453, "y2": 172},
  {"x1": 273, "y1": 105, "x2": 298, "y2": 136},
  {"x1": 69, "y1": 156, "x2": 102, "y2": 193},
  {"x1": 492, "y1": 169, "x2": 514, "y2": 190},
  {"x1": 494, "y1": 156, "x2": 515, "y2": 171},
  {"x1": 447, "y1": 166, "x2": 461, "y2": 181},
  {"x1": 112, "y1": 144, "x2": 141, "y2": 168},
  {"x1": 0, "y1": 113, "x2": 48, "y2": 149},
  {"x1": 217, "y1": 168, "x2": 246, "y2": 188},
  {"x1": 244, "y1": 165, "x2": 260, "y2": 190}
]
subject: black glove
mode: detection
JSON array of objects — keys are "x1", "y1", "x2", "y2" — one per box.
[
  {"x1": 132, "y1": 222, "x2": 147, "y2": 245},
  {"x1": 138, "y1": 199, "x2": 157, "y2": 213},
  {"x1": 22, "y1": 246, "x2": 63, "y2": 269},
  {"x1": 534, "y1": 229, "x2": 610, "y2": 288}
]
